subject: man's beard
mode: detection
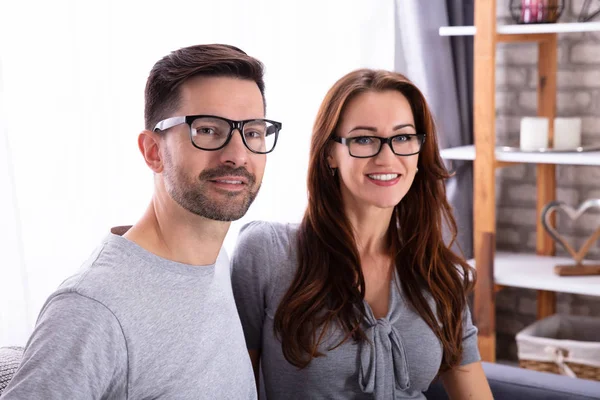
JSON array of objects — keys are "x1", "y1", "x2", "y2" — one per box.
[{"x1": 163, "y1": 155, "x2": 260, "y2": 222}]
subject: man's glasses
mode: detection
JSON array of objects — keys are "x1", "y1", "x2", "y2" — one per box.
[
  {"x1": 332, "y1": 134, "x2": 426, "y2": 158},
  {"x1": 153, "y1": 115, "x2": 282, "y2": 154}
]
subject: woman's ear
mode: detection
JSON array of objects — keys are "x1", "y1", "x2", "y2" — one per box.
[{"x1": 327, "y1": 152, "x2": 338, "y2": 169}]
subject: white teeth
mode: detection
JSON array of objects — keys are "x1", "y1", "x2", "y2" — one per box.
[
  {"x1": 216, "y1": 180, "x2": 243, "y2": 184},
  {"x1": 368, "y1": 173, "x2": 399, "y2": 181}
]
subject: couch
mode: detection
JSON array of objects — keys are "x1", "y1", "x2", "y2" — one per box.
[
  {"x1": 2, "y1": 346, "x2": 600, "y2": 398},
  {"x1": 0, "y1": 347, "x2": 23, "y2": 396},
  {"x1": 425, "y1": 361, "x2": 600, "y2": 399}
]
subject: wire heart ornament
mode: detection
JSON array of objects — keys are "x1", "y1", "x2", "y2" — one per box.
[{"x1": 541, "y1": 199, "x2": 600, "y2": 264}]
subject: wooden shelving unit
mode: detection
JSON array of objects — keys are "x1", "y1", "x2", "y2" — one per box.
[
  {"x1": 472, "y1": 252, "x2": 600, "y2": 297},
  {"x1": 439, "y1": 21, "x2": 600, "y2": 36},
  {"x1": 440, "y1": 1, "x2": 600, "y2": 362},
  {"x1": 441, "y1": 145, "x2": 600, "y2": 166}
]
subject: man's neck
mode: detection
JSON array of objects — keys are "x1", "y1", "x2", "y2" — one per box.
[{"x1": 123, "y1": 196, "x2": 229, "y2": 266}]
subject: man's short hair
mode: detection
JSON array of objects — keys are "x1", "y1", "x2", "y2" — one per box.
[{"x1": 144, "y1": 44, "x2": 265, "y2": 130}]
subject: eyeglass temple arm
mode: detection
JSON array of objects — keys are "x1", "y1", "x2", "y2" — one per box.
[{"x1": 154, "y1": 116, "x2": 186, "y2": 132}]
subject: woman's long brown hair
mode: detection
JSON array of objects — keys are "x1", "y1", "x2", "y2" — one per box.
[{"x1": 273, "y1": 69, "x2": 476, "y2": 372}]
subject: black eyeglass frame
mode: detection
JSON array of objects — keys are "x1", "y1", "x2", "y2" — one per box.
[
  {"x1": 332, "y1": 134, "x2": 426, "y2": 158},
  {"x1": 153, "y1": 114, "x2": 282, "y2": 154}
]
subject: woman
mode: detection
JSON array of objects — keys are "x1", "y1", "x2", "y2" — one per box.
[{"x1": 231, "y1": 69, "x2": 492, "y2": 399}]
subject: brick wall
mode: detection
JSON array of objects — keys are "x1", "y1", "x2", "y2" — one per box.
[{"x1": 493, "y1": 0, "x2": 600, "y2": 361}]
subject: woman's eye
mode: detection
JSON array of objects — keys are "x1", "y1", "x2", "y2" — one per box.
[
  {"x1": 393, "y1": 135, "x2": 411, "y2": 142},
  {"x1": 354, "y1": 137, "x2": 374, "y2": 145}
]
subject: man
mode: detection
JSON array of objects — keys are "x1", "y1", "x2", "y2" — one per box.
[{"x1": 1, "y1": 44, "x2": 281, "y2": 399}]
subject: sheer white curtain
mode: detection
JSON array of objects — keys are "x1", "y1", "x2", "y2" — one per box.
[
  {"x1": 0, "y1": 0, "x2": 396, "y2": 346},
  {"x1": 0, "y1": 57, "x2": 31, "y2": 346}
]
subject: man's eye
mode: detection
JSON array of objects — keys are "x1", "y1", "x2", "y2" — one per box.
[
  {"x1": 196, "y1": 127, "x2": 217, "y2": 135},
  {"x1": 245, "y1": 130, "x2": 263, "y2": 139}
]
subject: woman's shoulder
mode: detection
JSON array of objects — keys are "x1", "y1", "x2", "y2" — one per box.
[
  {"x1": 240, "y1": 220, "x2": 300, "y2": 237},
  {"x1": 236, "y1": 220, "x2": 299, "y2": 254},
  {"x1": 233, "y1": 221, "x2": 300, "y2": 305},
  {"x1": 234, "y1": 220, "x2": 300, "y2": 268}
]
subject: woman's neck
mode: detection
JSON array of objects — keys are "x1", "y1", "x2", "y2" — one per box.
[{"x1": 345, "y1": 205, "x2": 394, "y2": 259}]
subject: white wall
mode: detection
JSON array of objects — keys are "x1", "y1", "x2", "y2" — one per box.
[{"x1": 0, "y1": 0, "x2": 396, "y2": 345}]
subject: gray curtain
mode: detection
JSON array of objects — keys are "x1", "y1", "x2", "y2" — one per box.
[{"x1": 394, "y1": 0, "x2": 474, "y2": 258}]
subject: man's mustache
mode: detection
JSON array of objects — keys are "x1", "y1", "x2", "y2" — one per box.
[{"x1": 199, "y1": 166, "x2": 256, "y2": 185}]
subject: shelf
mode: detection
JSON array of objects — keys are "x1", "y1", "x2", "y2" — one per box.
[
  {"x1": 439, "y1": 21, "x2": 600, "y2": 36},
  {"x1": 470, "y1": 252, "x2": 600, "y2": 297},
  {"x1": 440, "y1": 145, "x2": 600, "y2": 166},
  {"x1": 441, "y1": 26, "x2": 477, "y2": 36}
]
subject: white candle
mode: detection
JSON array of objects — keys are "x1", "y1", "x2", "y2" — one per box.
[
  {"x1": 520, "y1": 117, "x2": 549, "y2": 151},
  {"x1": 553, "y1": 117, "x2": 582, "y2": 150}
]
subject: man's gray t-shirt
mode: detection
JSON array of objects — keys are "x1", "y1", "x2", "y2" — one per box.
[
  {"x1": 231, "y1": 221, "x2": 480, "y2": 400},
  {"x1": 1, "y1": 227, "x2": 257, "y2": 400}
]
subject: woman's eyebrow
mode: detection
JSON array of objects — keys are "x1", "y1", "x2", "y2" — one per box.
[
  {"x1": 348, "y1": 125, "x2": 377, "y2": 133},
  {"x1": 393, "y1": 123, "x2": 415, "y2": 130},
  {"x1": 348, "y1": 123, "x2": 416, "y2": 133}
]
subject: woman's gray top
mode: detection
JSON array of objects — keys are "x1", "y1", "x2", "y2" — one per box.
[{"x1": 231, "y1": 221, "x2": 480, "y2": 399}]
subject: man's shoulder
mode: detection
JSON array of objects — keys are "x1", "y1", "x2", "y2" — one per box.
[{"x1": 55, "y1": 238, "x2": 132, "y2": 305}]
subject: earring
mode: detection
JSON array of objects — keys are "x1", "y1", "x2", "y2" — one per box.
[
  {"x1": 328, "y1": 166, "x2": 336, "y2": 176},
  {"x1": 416, "y1": 167, "x2": 419, "y2": 173}
]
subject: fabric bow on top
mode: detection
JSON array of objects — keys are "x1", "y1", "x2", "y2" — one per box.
[{"x1": 358, "y1": 316, "x2": 411, "y2": 399}]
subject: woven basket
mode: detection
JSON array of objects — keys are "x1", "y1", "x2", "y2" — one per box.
[{"x1": 516, "y1": 314, "x2": 600, "y2": 381}]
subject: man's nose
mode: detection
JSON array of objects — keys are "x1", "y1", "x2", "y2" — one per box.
[{"x1": 219, "y1": 130, "x2": 248, "y2": 167}]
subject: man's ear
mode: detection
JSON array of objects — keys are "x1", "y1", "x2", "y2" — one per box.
[{"x1": 138, "y1": 130, "x2": 164, "y2": 173}]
